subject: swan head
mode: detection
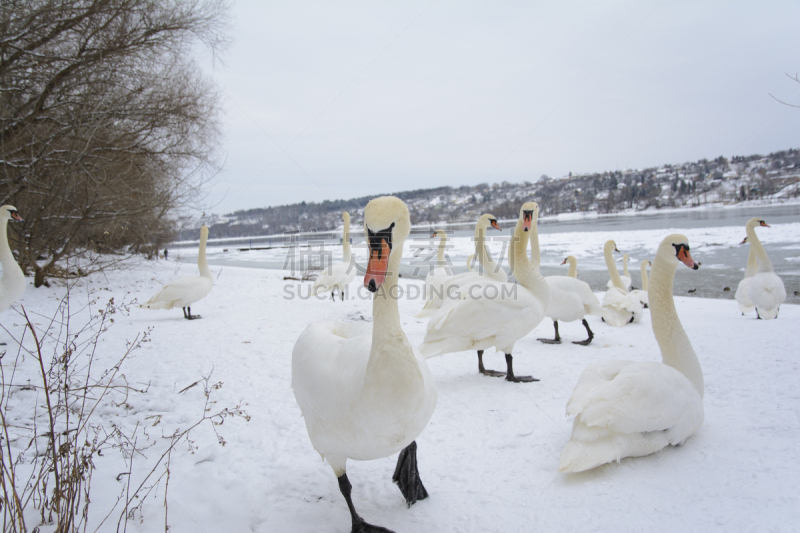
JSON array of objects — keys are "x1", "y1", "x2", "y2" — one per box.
[
  {"x1": 560, "y1": 255, "x2": 576, "y2": 266},
  {"x1": 342, "y1": 212, "x2": 350, "y2": 225},
  {"x1": 745, "y1": 217, "x2": 770, "y2": 230},
  {"x1": 363, "y1": 197, "x2": 410, "y2": 293},
  {"x1": 518, "y1": 202, "x2": 538, "y2": 232},
  {"x1": 1, "y1": 205, "x2": 23, "y2": 222},
  {"x1": 431, "y1": 229, "x2": 446, "y2": 239},
  {"x1": 660, "y1": 234, "x2": 699, "y2": 270},
  {"x1": 604, "y1": 240, "x2": 620, "y2": 254},
  {"x1": 476, "y1": 214, "x2": 502, "y2": 232},
  {"x1": 739, "y1": 236, "x2": 747, "y2": 245}
]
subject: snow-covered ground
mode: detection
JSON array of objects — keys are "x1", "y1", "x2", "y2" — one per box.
[{"x1": 2, "y1": 257, "x2": 798, "y2": 532}]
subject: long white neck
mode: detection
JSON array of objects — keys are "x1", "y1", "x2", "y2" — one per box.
[
  {"x1": 511, "y1": 216, "x2": 550, "y2": 305},
  {"x1": 475, "y1": 225, "x2": 500, "y2": 277},
  {"x1": 604, "y1": 242, "x2": 626, "y2": 291},
  {"x1": 528, "y1": 216, "x2": 541, "y2": 267},
  {"x1": 746, "y1": 223, "x2": 773, "y2": 273},
  {"x1": 566, "y1": 257, "x2": 577, "y2": 278},
  {"x1": 641, "y1": 260, "x2": 649, "y2": 291},
  {"x1": 744, "y1": 244, "x2": 758, "y2": 278},
  {"x1": 622, "y1": 254, "x2": 630, "y2": 278},
  {"x1": 342, "y1": 217, "x2": 351, "y2": 263},
  {"x1": 198, "y1": 230, "x2": 211, "y2": 279},
  {"x1": 0, "y1": 218, "x2": 16, "y2": 273},
  {"x1": 648, "y1": 254, "x2": 704, "y2": 397},
  {"x1": 432, "y1": 231, "x2": 446, "y2": 274}
]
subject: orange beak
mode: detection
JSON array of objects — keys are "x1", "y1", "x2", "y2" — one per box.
[
  {"x1": 522, "y1": 211, "x2": 532, "y2": 232},
  {"x1": 677, "y1": 247, "x2": 699, "y2": 270},
  {"x1": 491, "y1": 220, "x2": 501, "y2": 231},
  {"x1": 10, "y1": 211, "x2": 23, "y2": 222},
  {"x1": 760, "y1": 221, "x2": 770, "y2": 227},
  {"x1": 739, "y1": 237, "x2": 747, "y2": 245},
  {"x1": 560, "y1": 258, "x2": 567, "y2": 265},
  {"x1": 365, "y1": 239, "x2": 391, "y2": 292}
]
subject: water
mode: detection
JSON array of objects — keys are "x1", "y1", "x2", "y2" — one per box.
[{"x1": 174, "y1": 204, "x2": 800, "y2": 304}]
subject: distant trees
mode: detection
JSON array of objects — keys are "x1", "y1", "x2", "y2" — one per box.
[{"x1": 0, "y1": 0, "x2": 228, "y2": 285}]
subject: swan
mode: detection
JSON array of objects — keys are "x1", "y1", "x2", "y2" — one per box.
[
  {"x1": 415, "y1": 214, "x2": 504, "y2": 318},
  {"x1": 561, "y1": 256, "x2": 578, "y2": 278},
  {"x1": 292, "y1": 197, "x2": 437, "y2": 533},
  {"x1": 600, "y1": 240, "x2": 644, "y2": 327},
  {"x1": 140, "y1": 225, "x2": 213, "y2": 319},
  {"x1": 745, "y1": 218, "x2": 786, "y2": 320},
  {"x1": 418, "y1": 229, "x2": 452, "y2": 313},
  {"x1": 559, "y1": 234, "x2": 703, "y2": 473},
  {"x1": 528, "y1": 219, "x2": 602, "y2": 346},
  {"x1": 0, "y1": 206, "x2": 26, "y2": 315},
  {"x1": 629, "y1": 259, "x2": 652, "y2": 309},
  {"x1": 734, "y1": 236, "x2": 757, "y2": 315},
  {"x1": 419, "y1": 202, "x2": 550, "y2": 382},
  {"x1": 606, "y1": 253, "x2": 632, "y2": 290},
  {"x1": 312, "y1": 211, "x2": 356, "y2": 301}
]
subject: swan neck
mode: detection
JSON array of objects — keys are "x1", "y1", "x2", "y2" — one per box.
[
  {"x1": 528, "y1": 217, "x2": 541, "y2": 267},
  {"x1": 744, "y1": 244, "x2": 758, "y2": 277},
  {"x1": 604, "y1": 243, "x2": 626, "y2": 290},
  {"x1": 475, "y1": 225, "x2": 500, "y2": 277},
  {"x1": 746, "y1": 224, "x2": 773, "y2": 272},
  {"x1": 0, "y1": 218, "x2": 14, "y2": 268},
  {"x1": 510, "y1": 217, "x2": 549, "y2": 306},
  {"x1": 342, "y1": 221, "x2": 351, "y2": 262},
  {"x1": 648, "y1": 258, "x2": 704, "y2": 397},
  {"x1": 198, "y1": 231, "x2": 211, "y2": 279},
  {"x1": 641, "y1": 262, "x2": 649, "y2": 291},
  {"x1": 567, "y1": 258, "x2": 577, "y2": 278},
  {"x1": 622, "y1": 255, "x2": 630, "y2": 277}
]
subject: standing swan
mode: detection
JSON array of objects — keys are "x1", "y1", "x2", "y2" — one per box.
[
  {"x1": 292, "y1": 197, "x2": 437, "y2": 533},
  {"x1": 734, "y1": 236, "x2": 757, "y2": 315},
  {"x1": 0, "y1": 206, "x2": 26, "y2": 315},
  {"x1": 140, "y1": 225, "x2": 213, "y2": 319},
  {"x1": 600, "y1": 241, "x2": 644, "y2": 327},
  {"x1": 745, "y1": 218, "x2": 786, "y2": 319},
  {"x1": 629, "y1": 260, "x2": 652, "y2": 309},
  {"x1": 559, "y1": 234, "x2": 703, "y2": 473},
  {"x1": 312, "y1": 212, "x2": 356, "y2": 301},
  {"x1": 419, "y1": 202, "x2": 549, "y2": 382}
]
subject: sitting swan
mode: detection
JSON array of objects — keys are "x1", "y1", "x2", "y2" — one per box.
[
  {"x1": 745, "y1": 218, "x2": 786, "y2": 320},
  {"x1": 312, "y1": 211, "x2": 356, "y2": 301},
  {"x1": 141, "y1": 225, "x2": 212, "y2": 320},
  {"x1": 292, "y1": 197, "x2": 437, "y2": 533},
  {"x1": 559, "y1": 234, "x2": 703, "y2": 473},
  {"x1": 629, "y1": 259, "x2": 652, "y2": 309},
  {"x1": 415, "y1": 214, "x2": 504, "y2": 318},
  {"x1": 419, "y1": 202, "x2": 549, "y2": 382},
  {"x1": 0, "y1": 206, "x2": 26, "y2": 315},
  {"x1": 600, "y1": 241, "x2": 644, "y2": 327},
  {"x1": 606, "y1": 253, "x2": 632, "y2": 290},
  {"x1": 734, "y1": 236, "x2": 757, "y2": 315}
]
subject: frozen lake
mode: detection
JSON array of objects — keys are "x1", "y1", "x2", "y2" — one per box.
[{"x1": 172, "y1": 203, "x2": 800, "y2": 304}]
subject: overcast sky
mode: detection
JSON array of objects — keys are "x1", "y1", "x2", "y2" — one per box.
[{"x1": 196, "y1": 0, "x2": 800, "y2": 214}]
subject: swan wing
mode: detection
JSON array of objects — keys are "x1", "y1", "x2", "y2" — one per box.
[{"x1": 141, "y1": 275, "x2": 213, "y2": 309}]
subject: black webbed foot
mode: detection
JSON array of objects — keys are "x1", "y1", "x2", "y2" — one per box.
[
  {"x1": 572, "y1": 338, "x2": 592, "y2": 346},
  {"x1": 504, "y1": 353, "x2": 539, "y2": 383},
  {"x1": 477, "y1": 350, "x2": 505, "y2": 377},
  {"x1": 538, "y1": 338, "x2": 562, "y2": 344},
  {"x1": 352, "y1": 518, "x2": 395, "y2": 533},
  {"x1": 572, "y1": 319, "x2": 594, "y2": 346},
  {"x1": 392, "y1": 441, "x2": 428, "y2": 506}
]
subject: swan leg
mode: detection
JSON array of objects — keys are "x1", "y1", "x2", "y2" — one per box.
[
  {"x1": 756, "y1": 309, "x2": 761, "y2": 320},
  {"x1": 183, "y1": 307, "x2": 202, "y2": 320},
  {"x1": 538, "y1": 320, "x2": 562, "y2": 344},
  {"x1": 628, "y1": 314, "x2": 634, "y2": 324},
  {"x1": 331, "y1": 290, "x2": 336, "y2": 302},
  {"x1": 392, "y1": 440, "x2": 429, "y2": 507},
  {"x1": 572, "y1": 319, "x2": 594, "y2": 346},
  {"x1": 337, "y1": 474, "x2": 395, "y2": 533},
  {"x1": 504, "y1": 353, "x2": 538, "y2": 383},
  {"x1": 477, "y1": 350, "x2": 505, "y2": 377}
]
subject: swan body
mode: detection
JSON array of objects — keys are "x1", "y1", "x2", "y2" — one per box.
[
  {"x1": 141, "y1": 225, "x2": 212, "y2": 319},
  {"x1": 734, "y1": 236, "x2": 757, "y2": 315},
  {"x1": 629, "y1": 259, "x2": 652, "y2": 309},
  {"x1": 312, "y1": 212, "x2": 356, "y2": 301},
  {"x1": 745, "y1": 218, "x2": 786, "y2": 320},
  {"x1": 420, "y1": 203, "x2": 549, "y2": 382},
  {"x1": 606, "y1": 253, "x2": 631, "y2": 290},
  {"x1": 415, "y1": 214, "x2": 505, "y2": 318},
  {"x1": 559, "y1": 234, "x2": 704, "y2": 473},
  {"x1": 601, "y1": 241, "x2": 644, "y2": 327},
  {"x1": 292, "y1": 197, "x2": 437, "y2": 531},
  {"x1": 0, "y1": 206, "x2": 26, "y2": 314}
]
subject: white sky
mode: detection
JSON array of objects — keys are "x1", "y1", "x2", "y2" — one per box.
[{"x1": 196, "y1": 0, "x2": 800, "y2": 214}]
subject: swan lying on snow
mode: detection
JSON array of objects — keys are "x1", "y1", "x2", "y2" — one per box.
[
  {"x1": 600, "y1": 240, "x2": 644, "y2": 327},
  {"x1": 744, "y1": 217, "x2": 786, "y2": 320},
  {"x1": 559, "y1": 234, "x2": 703, "y2": 473},
  {"x1": 312, "y1": 211, "x2": 356, "y2": 301},
  {"x1": 0, "y1": 205, "x2": 25, "y2": 315},
  {"x1": 606, "y1": 253, "x2": 632, "y2": 290},
  {"x1": 292, "y1": 197, "x2": 437, "y2": 533},
  {"x1": 419, "y1": 202, "x2": 549, "y2": 382},
  {"x1": 629, "y1": 259, "x2": 652, "y2": 309},
  {"x1": 734, "y1": 236, "x2": 757, "y2": 315},
  {"x1": 141, "y1": 225, "x2": 212, "y2": 320}
]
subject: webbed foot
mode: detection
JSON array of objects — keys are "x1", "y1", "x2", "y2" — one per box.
[{"x1": 392, "y1": 441, "x2": 428, "y2": 506}]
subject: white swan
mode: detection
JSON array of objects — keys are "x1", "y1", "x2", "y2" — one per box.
[
  {"x1": 417, "y1": 229, "x2": 452, "y2": 313},
  {"x1": 415, "y1": 214, "x2": 504, "y2": 318},
  {"x1": 734, "y1": 236, "x2": 757, "y2": 315},
  {"x1": 629, "y1": 259, "x2": 652, "y2": 309},
  {"x1": 292, "y1": 196, "x2": 437, "y2": 533},
  {"x1": 559, "y1": 234, "x2": 703, "y2": 473},
  {"x1": 561, "y1": 256, "x2": 578, "y2": 278},
  {"x1": 745, "y1": 217, "x2": 786, "y2": 320},
  {"x1": 529, "y1": 221, "x2": 602, "y2": 346},
  {"x1": 606, "y1": 253, "x2": 632, "y2": 290},
  {"x1": 0, "y1": 206, "x2": 26, "y2": 315},
  {"x1": 312, "y1": 211, "x2": 356, "y2": 301},
  {"x1": 601, "y1": 240, "x2": 644, "y2": 327},
  {"x1": 141, "y1": 225, "x2": 213, "y2": 319},
  {"x1": 419, "y1": 202, "x2": 550, "y2": 382}
]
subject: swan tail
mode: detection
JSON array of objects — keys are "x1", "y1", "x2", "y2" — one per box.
[{"x1": 139, "y1": 300, "x2": 173, "y2": 310}]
